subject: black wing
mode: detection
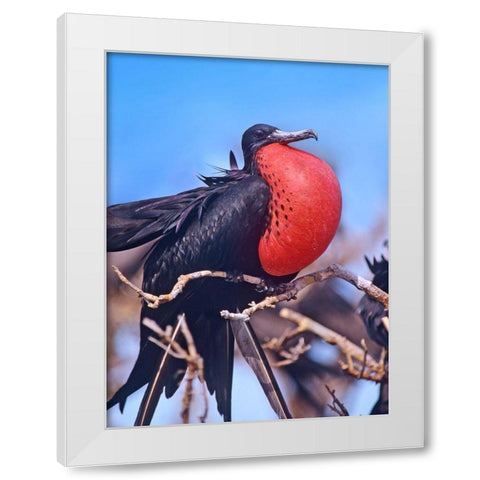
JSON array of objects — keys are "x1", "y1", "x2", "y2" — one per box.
[{"x1": 107, "y1": 184, "x2": 231, "y2": 251}]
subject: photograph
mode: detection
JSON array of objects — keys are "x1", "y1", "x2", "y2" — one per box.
[{"x1": 105, "y1": 52, "x2": 389, "y2": 428}]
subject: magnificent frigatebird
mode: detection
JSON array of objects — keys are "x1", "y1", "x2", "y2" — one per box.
[{"x1": 107, "y1": 124, "x2": 342, "y2": 424}]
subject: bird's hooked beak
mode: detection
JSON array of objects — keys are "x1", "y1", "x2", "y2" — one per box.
[
  {"x1": 242, "y1": 125, "x2": 319, "y2": 172},
  {"x1": 266, "y1": 128, "x2": 318, "y2": 144}
]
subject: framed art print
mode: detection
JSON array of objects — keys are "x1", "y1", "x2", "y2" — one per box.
[{"x1": 57, "y1": 14, "x2": 424, "y2": 466}]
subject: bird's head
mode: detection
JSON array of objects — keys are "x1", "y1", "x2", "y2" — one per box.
[
  {"x1": 241, "y1": 124, "x2": 318, "y2": 171},
  {"x1": 242, "y1": 124, "x2": 341, "y2": 277}
]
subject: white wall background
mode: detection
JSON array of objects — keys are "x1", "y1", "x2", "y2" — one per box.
[{"x1": 1, "y1": 0, "x2": 477, "y2": 477}]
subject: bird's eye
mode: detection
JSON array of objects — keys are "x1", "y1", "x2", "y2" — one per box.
[{"x1": 254, "y1": 129, "x2": 264, "y2": 138}]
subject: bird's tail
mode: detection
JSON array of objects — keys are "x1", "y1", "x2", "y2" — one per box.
[
  {"x1": 108, "y1": 311, "x2": 235, "y2": 424},
  {"x1": 107, "y1": 340, "x2": 160, "y2": 413}
]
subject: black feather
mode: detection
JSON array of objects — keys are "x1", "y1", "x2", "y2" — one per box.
[
  {"x1": 229, "y1": 150, "x2": 239, "y2": 170},
  {"x1": 357, "y1": 255, "x2": 389, "y2": 348}
]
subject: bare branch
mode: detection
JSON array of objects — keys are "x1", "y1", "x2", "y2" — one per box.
[
  {"x1": 325, "y1": 384, "x2": 349, "y2": 416},
  {"x1": 143, "y1": 315, "x2": 209, "y2": 423},
  {"x1": 113, "y1": 263, "x2": 389, "y2": 409},
  {"x1": 112, "y1": 263, "x2": 389, "y2": 318},
  {"x1": 381, "y1": 315, "x2": 389, "y2": 332},
  {"x1": 278, "y1": 309, "x2": 377, "y2": 367},
  {"x1": 263, "y1": 336, "x2": 311, "y2": 367},
  {"x1": 359, "y1": 339, "x2": 368, "y2": 379},
  {"x1": 113, "y1": 265, "x2": 264, "y2": 309},
  {"x1": 220, "y1": 263, "x2": 387, "y2": 321},
  {"x1": 277, "y1": 309, "x2": 387, "y2": 383}
]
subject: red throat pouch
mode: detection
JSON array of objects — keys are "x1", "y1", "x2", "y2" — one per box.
[{"x1": 256, "y1": 143, "x2": 342, "y2": 276}]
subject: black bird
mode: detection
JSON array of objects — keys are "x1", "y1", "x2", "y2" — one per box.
[
  {"x1": 356, "y1": 255, "x2": 389, "y2": 349},
  {"x1": 107, "y1": 124, "x2": 342, "y2": 424},
  {"x1": 357, "y1": 254, "x2": 389, "y2": 415}
]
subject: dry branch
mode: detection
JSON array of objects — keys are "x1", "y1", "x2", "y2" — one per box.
[
  {"x1": 112, "y1": 263, "x2": 388, "y2": 320},
  {"x1": 143, "y1": 314, "x2": 209, "y2": 423},
  {"x1": 274, "y1": 308, "x2": 387, "y2": 382},
  {"x1": 382, "y1": 315, "x2": 389, "y2": 332},
  {"x1": 112, "y1": 265, "x2": 264, "y2": 308},
  {"x1": 263, "y1": 336, "x2": 311, "y2": 367},
  {"x1": 220, "y1": 263, "x2": 388, "y2": 321},
  {"x1": 112, "y1": 262, "x2": 389, "y2": 419},
  {"x1": 325, "y1": 384, "x2": 349, "y2": 416},
  {"x1": 113, "y1": 264, "x2": 388, "y2": 381}
]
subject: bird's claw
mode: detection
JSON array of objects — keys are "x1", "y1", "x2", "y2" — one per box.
[
  {"x1": 255, "y1": 281, "x2": 291, "y2": 296},
  {"x1": 283, "y1": 288, "x2": 297, "y2": 301},
  {"x1": 225, "y1": 270, "x2": 245, "y2": 284}
]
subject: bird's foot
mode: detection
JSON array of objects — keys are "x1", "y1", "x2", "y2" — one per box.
[
  {"x1": 225, "y1": 270, "x2": 247, "y2": 284},
  {"x1": 255, "y1": 280, "x2": 291, "y2": 296}
]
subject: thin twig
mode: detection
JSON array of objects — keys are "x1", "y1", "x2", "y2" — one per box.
[
  {"x1": 359, "y1": 339, "x2": 368, "y2": 379},
  {"x1": 325, "y1": 384, "x2": 349, "y2": 416},
  {"x1": 381, "y1": 315, "x2": 389, "y2": 332},
  {"x1": 278, "y1": 309, "x2": 378, "y2": 368},
  {"x1": 275, "y1": 309, "x2": 387, "y2": 382},
  {"x1": 263, "y1": 336, "x2": 311, "y2": 367},
  {"x1": 143, "y1": 315, "x2": 209, "y2": 423},
  {"x1": 134, "y1": 319, "x2": 183, "y2": 426}
]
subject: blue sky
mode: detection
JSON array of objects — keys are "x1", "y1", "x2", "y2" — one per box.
[{"x1": 107, "y1": 53, "x2": 388, "y2": 233}]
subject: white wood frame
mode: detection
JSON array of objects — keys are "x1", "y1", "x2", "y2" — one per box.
[{"x1": 57, "y1": 13, "x2": 423, "y2": 466}]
